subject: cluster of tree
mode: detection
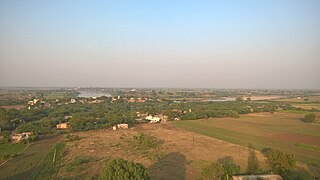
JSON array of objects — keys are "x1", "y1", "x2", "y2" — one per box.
[
  {"x1": 201, "y1": 156, "x2": 240, "y2": 180},
  {"x1": 132, "y1": 101, "x2": 280, "y2": 121},
  {"x1": 1, "y1": 95, "x2": 292, "y2": 136},
  {"x1": 262, "y1": 148, "x2": 312, "y2": 179},
  {"x1": 0, "y1": 108, "x2": 51, "y2": 131},
  {"x1": 0, "y1": 130, "x2": 11, "y2": 144},
  {"x1": 0, "y1": 98, "x2": 26, "y2": 106},
  {"x1": 99, "y1": 158, "x2": 149, "y2": 180}
]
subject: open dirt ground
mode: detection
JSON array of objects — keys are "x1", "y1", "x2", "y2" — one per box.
[{"x1": 58, "y1": 124, "x2": 266, "y2": 179}]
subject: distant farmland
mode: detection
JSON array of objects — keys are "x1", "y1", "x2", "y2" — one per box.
[{"x1": 171, "y1": 112, "x2": 320, "y2": 173}]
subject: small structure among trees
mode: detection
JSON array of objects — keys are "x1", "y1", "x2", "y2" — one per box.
[{"x1": 56, "y1": 122, "x2": 68, "y2": 129}]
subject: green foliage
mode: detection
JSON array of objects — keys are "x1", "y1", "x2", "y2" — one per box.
[
  {"x1": 295, "y1": 143, "x2": 320, "y2": 152},
  {"x1": 266, "y1": 149, "x2": 296, "y2": 176},
  {"x1": 99, "y1": 158, "x2": 149, "y2": 180},
  {"x1": 16, "y1": 121, "x2": 51, "y2": 134},
  {"x1": 0, "y1": 130, "x2": 11, "y2": 144},
  {"x1": 247, "y1": 144, "x2": 259, "y2": 174},
  {"x1": 66, "y1": 134, "x2": 81, "y2": 141},
  {"x1": 0, "y1": 142, "x2": 26, "y2": 157},
  {"x1": 201, "y1": 162, "x2": 224, "y2": 180},
  {"x1": 133, "y1": 133, "x2": 159, "y2": 148},
  {"x1": 0, "y1": 108, "x2": 16, "y2": 130},
  {"x1": 0, "y1": 153, "x2": 17, "y2": 160},
  {"x1": 285, "y1": 169, "x2": 312, "y2": 180},
  {"x1": 65, "y1": 156, "x2": 92, "y2": 172},
  {"x1": 217, "y1": 156, "x2": 240, "y2": 179},
  {"x1": 303, "y1": 113, "x2": 316, "y2": 123}
]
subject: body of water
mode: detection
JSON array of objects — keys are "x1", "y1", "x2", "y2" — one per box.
[{"x1": 78, "y1": 91, "x2": 111, "y2": 98}]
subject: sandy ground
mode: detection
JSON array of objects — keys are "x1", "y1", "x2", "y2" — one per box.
[{"x1": 58, "y1": 124, "x2": 267, "y2": 179}]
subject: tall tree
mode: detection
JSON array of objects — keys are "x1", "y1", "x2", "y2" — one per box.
[{"x1": 247, "y1": 144, "x2": 259, "y2": 174}]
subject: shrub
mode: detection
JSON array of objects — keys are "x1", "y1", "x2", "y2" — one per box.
[
  {"x1": 133, "y1": 133, "x2": 159, "y2": 148},
  {"x1": 99, "y1": 158, "x2": 149, "y2": 180},
  {"x1": 65, "y1": 156, "x2": 92, "y2": 172},
  {"x1": 303, "y1": 113, "x2": 316, "y2": 123}
]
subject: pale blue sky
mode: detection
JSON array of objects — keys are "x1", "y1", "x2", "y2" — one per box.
[{"x1": 0, "y1": 0, "x2": 319, "y2": 89}]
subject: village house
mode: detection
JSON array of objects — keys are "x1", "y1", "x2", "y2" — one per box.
[
  {"x1": 161, "y1": 115, "x2": 168, "y2": 123},
  {"x1": 112, "y1": 123, "x2": 129, "y2": 130},
  {"x1": 56, "y1": 122, "x2": 68, "y2": 129},
  {"x1": 111, "y1": 96, "x2": 121, "y2": 103},
  {"x1": 136, "y1": 112, "x2": 148, "y2": 118},
  {"x1": 145, "y1": 115, "x2": 161, "y2": 123},
  {"x1": 11, "y1": 132, "x2": 32, "y2": 143},
  {"x1": 128, "y1": 98, "x2": 136, "y2": 103}
]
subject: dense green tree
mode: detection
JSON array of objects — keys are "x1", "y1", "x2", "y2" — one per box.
[
  {"x1": 266, "y1": 149, "x2": 296, "y2": 176},
  {"x1": 201, "y1": 162, "x2": 225, "y2": 180},
  {"x1": 99, "y1": 158, "x2": 149, "y2": 180}
]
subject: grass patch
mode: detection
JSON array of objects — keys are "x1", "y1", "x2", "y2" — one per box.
[
  {"x1": 133, "y1": 133, "x2": 160, "y2": 149},
  {"x1": 295, "y1": 143, "x2": 320, "y2": 152},
  {"x1": 0, "y1": 143, "x2": 26, "y2": 157},
  {"x1": 65, "y1": 156, "x2": 93, "y2": 172},
  {"x1": 65, "y1": 134, "x2": 81, "y2": 142},
  {"x1": 131, "y1": 133, "x2": 163, "y2": 161},
  {"x1": 282, "y1": 110, "x2": 311, "y2": 114}
]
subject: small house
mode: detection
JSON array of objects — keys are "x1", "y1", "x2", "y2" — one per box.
[
  {"x1": 56, "y1": 122, "x2": 68, "y2": 129},
  {"x1": 11, "y1": 132, "x2": 32, "y2": 143},
  {"x1": 146, "y1": 116, "x2": 161, "y2": 123},
  {"x1": 112, "y1": 123, "x2": 129, "y2": 130}
]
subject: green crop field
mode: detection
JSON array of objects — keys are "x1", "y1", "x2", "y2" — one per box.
[
  {"x1": 171, "y1": 112, "x2": 320, "y2": 173},
  {"x1": 0, "y1": 137, "x2": 63, "y2": 180},
  {"x1": 0, "y1": 143, "x2": 26, "y2": 156}
]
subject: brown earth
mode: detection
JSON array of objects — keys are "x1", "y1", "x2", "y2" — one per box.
[
  {"x1": 58, "y1": 124, "x2": 267, "y2": 179},
  {"x1": 269, "y1": 132, "x2": 320, "y2": 145}
]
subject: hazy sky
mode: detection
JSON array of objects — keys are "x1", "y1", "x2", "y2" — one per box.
[{"x1": 0, "y1": 0, "x2": 319, "y2": 89}]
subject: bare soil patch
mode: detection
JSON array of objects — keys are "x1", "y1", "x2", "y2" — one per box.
[{"x1": 269, "y1": 132, "x2": 320, "y2": 145}]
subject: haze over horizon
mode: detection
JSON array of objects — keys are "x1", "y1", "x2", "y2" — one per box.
[{"x1": 1, "y1": 0, "x2": 320, "y2": 89}]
